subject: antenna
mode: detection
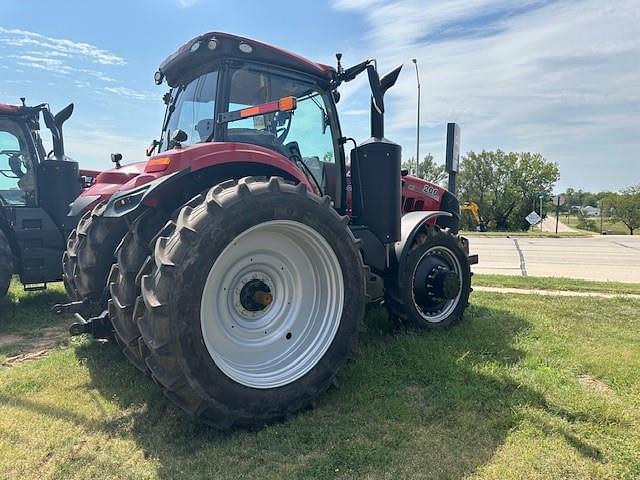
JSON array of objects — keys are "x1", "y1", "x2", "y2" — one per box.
[
  {"x1": 336, "y1": 53, "x2": 343, "y2": 75},
  {"x1": 20, "y1": 97, "x2": 26, "y2": 107}
]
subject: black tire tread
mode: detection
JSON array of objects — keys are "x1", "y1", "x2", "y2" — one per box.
[
  {"x1": 63, "y1": 202, "x2": 127, "y2": 305},
  {"x1": 385, "y1": 224, "x2": 471, "y2": 329},
  {"x1": 109, "y1": 210, "x2": 167, "y2": 373},
  {"x1": 138, "y1": 176, "x2": 365, "y2": 429}
]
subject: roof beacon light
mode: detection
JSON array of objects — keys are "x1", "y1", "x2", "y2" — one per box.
[
  {"x1": 190, "y1": 41, "x2": 201, "y2": 53},
  {"x1": 154, "y1": 71, "x2": 164, "y2": 85},
  {"x1": 238, "y1": 42, "x2": 253, "y2": 54},
  {"x1": 207, "y1": 38, "x2": 218, "y2": 50}
]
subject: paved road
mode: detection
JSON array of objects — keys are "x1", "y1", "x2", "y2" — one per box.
[{"x1": 469, "y1": 235, "x2": 640, "y2": 282}]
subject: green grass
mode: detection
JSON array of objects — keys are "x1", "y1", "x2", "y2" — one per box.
[
  {"x1": 1, "y1": 283, "x2": 640, "y2": 479},
  {"x1": 564, "y1": 214, "x2": 633, "y2": 235},
  {"x1": 0, "y1": 280, "x2": 70, "y2": 363},
  {"x1": 474, "y1": 274, "x2": 640, "y2": 295}
]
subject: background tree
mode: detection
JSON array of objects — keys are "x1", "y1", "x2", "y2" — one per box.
[
  {"x1": 402, "y1": 154, "x2": 447, "y2": 186},
  {"x1": 607, "y1": 185, "x2": 640, "y2": 235},
  {"x1": 458, "y1": 150, "x2": 559, "y2": 231}
]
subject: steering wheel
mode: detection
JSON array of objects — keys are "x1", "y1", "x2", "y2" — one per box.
[
  {"x1": 0, "y1": 150, "x2": 26, "y2": 178},
  {"x1": 271, "y1": 111, "x2": 292, "y2": 143}
]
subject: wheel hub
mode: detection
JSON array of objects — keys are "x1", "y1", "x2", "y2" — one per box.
[
  {"x1": 430, "y1": 268, "x2": 461, "y2": 300},
  {"x1": 239, "y1": 278, "x2": 273, "y2": 312},
  {"x1": 200, "y1": 220, "x2": 345, "y2": 389},
  {"x1": 411, "y1": 245, "x2": 464, "y2": 323}
]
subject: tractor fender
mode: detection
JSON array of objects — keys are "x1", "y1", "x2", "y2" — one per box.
[
  {"x1": 394, "y1": 211, "x2": 453, "y2": 269},
  {"x1": 102, "y1": 169, "x2": 190, "y2": 218},
  {"x1": 102, "y1": 160, "x2": 308, "y2": 219}
]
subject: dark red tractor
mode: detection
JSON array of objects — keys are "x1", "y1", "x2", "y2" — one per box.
[
  {"x1": 59, "y1": 32, "x2": 478, "y2": 429},
  {"x1": 0, "y1": 99, "x2": 97, "y2": 298}
]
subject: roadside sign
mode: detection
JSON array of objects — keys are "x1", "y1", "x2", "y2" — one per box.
[
  {"x1": 526, "y1": 211, "x2": 542, "y2": 225},
  {"x1": 552, "y1": 194, "x2": 566, "y2": 206}
]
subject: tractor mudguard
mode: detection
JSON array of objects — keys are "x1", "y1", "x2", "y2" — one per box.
[
  {"x1": 102, "y1": 168, "x2": 191, "y2": 218},
  {"x1": 394, "y1": 211, "x2": 479, "y2": 272},
  {"x1": 68, "y1": 194, "x2": 102, "y2": 218},
  {"x1": 394, "y1": 211, "x2": 452, "y2": 270}
]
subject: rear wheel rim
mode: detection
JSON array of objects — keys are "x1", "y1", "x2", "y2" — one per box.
[
  {"x1": 411, "y1": 245, "x2": 463, "y2": 323},
  {"x1": 200, "y1": 220, "x2": 344, "y2": 389}
]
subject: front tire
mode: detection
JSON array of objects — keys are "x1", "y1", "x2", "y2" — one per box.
[
  {"x1": 0, "y1": 229, "x2": 13, "y2": 299},
  {"x1": 385, "y1": 225, "x2": 471, "y2": 329},
  {"x1": 108, "y1": 210, "x2": 167, "y2": 373},
  {"x1": 137, "y1": 177, "x2": 365, "y2": 429},
  {"x1": 63, "y1": 202, "x2": 128, "y2": 307}
]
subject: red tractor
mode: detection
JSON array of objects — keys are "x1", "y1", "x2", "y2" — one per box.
[{"x1": 60, "y1": 32, "x2": 477, "y2": 429}]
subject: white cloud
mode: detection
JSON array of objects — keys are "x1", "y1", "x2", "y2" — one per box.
[
  {"x1": 332, "y1": 0, "x2": 640, "y2": 190},
  {"x1": 176, "y1": 0, "x2": 203, "y2": 7},
  {"x1": 0, "y1": 27, "x2": 126, "y2": 65},
  {"x1": 104, "y1": 86, "x2": 151, "y2": 101},
  {"x1": 65, "y1": 123, "x2": 150, "y2": 170}
]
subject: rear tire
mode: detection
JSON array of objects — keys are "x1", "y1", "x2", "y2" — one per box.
[
  {"x1": 108, "y1": 210, "x2": 167, "y2": 373},
  {"x1": 137, "y1": 177, "x2": 365, "y2": 429},
  {"x1": 63, "y1": 201, "x2": 128, "y2": 307},
  {"x1": 385, "y1": 225, "x2": 471, "y2": 329},
  {"x1": 0, "y1": 229, "x2": 13, "y2": 299}
]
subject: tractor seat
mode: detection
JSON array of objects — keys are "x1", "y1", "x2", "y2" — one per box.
[
  {"x1": 195, "y1": 119, "x2": 214, "y2": 142},
  {"x1": 227, "y1": 128, "x2": 291, "y2": 158}
]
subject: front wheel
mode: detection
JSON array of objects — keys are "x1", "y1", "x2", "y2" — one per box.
[
  {"x1": 0, "y1": 229, "x2": 13, "y2": 299},
  {"x1": 137, "y1": 177, "x2": 365, "y2": 429},
  {"x1": 385, "y1": 225, "x2": 471, "y2": 329}
]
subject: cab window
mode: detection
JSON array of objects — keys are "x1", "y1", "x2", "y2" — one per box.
[
  {"x1": 0, "y1": 120, "x2": 36, "y2": 206},
  {"x1": 162, "y1": 70, "x2": 218, "y2": 150},
  {"x1": 225, "y1": 66, "x2": 338, "y2": 197}
]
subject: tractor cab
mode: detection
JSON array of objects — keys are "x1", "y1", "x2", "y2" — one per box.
[
  {"x1": 0, "y1": 100, "x2": 79, "y2": 292},
  {"x1": 146, "y1": 32, "x2": 457, "y2": 227},
  {"x1": 152, "y1": 32, "x2": 345, "y2": 208}
]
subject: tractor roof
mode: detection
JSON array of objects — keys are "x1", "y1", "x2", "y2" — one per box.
[
  {"x1": 0, "y1": 103, "x2": 22, "y2": 115},
  {"x1": 158, "y1": 32, "x2": 335, "y2": 87}
]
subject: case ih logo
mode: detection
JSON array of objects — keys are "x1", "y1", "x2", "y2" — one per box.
[{"x1": 422, "y1": 185, "x2": 440, "y2": 200}]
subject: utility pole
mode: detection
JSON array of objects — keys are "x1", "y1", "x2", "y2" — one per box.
[
  {"x1": 599, "y1": 200, "x2": 603, "y2": 234},
  {"x1": 412, "y1": 59, "x2": 420, "y2": 177}
]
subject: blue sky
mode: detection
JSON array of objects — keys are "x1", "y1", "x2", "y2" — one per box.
[{"x1": 1, "y1": 0, "x2": 638, "y2": 192}]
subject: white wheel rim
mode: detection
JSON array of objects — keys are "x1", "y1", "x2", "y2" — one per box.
[
  {"x1": 411, "y1": 245, "x2": 463, "y2": 323},
  {"x1": 200, "y1": 220, "x2": 344, "y2": 389}
]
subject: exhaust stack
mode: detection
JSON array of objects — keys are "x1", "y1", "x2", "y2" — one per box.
[{"x1": 351, "y1": 64, "x2": 404, "y2": 245}]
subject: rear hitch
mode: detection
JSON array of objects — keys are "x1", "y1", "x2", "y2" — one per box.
[
  {"x1": 69, "y1": 311, "x2": 113, "y2": 339},
  {"x1": 52, "y1": 300, "x2": 89, "y2": 315}
]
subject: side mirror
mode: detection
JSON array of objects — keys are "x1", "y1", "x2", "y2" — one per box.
[
  {"x1": 169, "y1": 129, "x2": 188, "y2": 149},
  {"x1": 146, "y1": 139, "x2": 159, "y2": 157},
  {"x1": 111, "y1": 153, "x2": 123, "y2": 168}
]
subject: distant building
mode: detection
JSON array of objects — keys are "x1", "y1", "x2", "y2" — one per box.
[{"x1": 581, "y1": 206, "x2": 601, "y2": 217}]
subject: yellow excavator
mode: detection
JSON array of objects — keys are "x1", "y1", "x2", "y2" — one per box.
[{"x1": 461, "y1": 202, "x2": 487, "y2": 232}]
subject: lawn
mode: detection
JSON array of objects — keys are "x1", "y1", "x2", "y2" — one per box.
[
  {"x1": 1, "y1": 280, "x2": 639, "y2": 479},
  {"x1": 563, "y1": 214, "x2": 633, "y2": 235},
  {"x1": 473, "y1": 274, "x2": 640, "y2": 296}
]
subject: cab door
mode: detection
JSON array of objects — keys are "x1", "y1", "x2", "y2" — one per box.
[{"x1": 0, "y1": 118, "x2": 66, "y2": 285}]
